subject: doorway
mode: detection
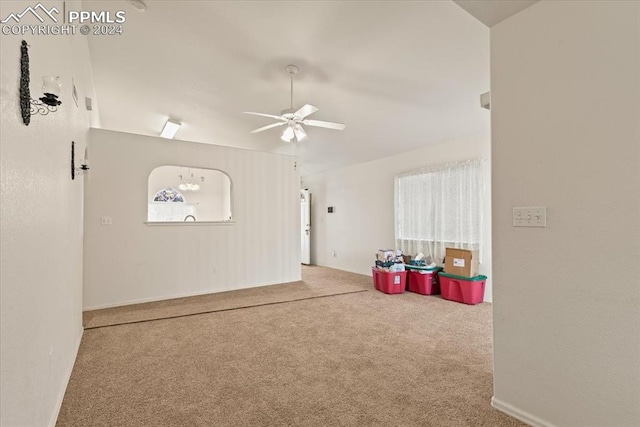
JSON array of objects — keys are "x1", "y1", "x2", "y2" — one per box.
[{"x1": 301, "y1": 189, "x2": 311, "y2": 265}]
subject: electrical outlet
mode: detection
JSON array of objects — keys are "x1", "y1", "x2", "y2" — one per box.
[
  {"x1": 332, "y1": 250, "x2": 337, "y2": 257},
  {"x1": 513, "y1": 207, "x2": 547, "y2": 227},
  {"x1": 100, "y1": 216, "x2": 112, "y2": 225}
]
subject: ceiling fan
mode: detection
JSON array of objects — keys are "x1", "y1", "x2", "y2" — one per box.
[{"x1": 243, "y1": 65, "x2": 345, "y2": 143}]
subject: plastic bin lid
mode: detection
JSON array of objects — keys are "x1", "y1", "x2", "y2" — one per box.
[
  {"x1": 404, "y1": 264, "x2": 443, "y2": 272},
  {"x1": 438, "y1": 271, "x2": 488, "y2": 281}
]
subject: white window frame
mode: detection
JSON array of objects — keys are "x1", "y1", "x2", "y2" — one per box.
[{"x1": 394, "y1": 158, "x2": 485, "y2": 264}]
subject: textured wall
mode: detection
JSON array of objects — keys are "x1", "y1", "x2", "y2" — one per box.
[
  {"x1": 491, "y1": 1, "x2": 640, "y2": 426},
  {"x1": 84, "y1": 129, "x2": 300, "y2": 309},
  {"x1": 0, "y1": 1, "x2": 100, "y2": 425}
]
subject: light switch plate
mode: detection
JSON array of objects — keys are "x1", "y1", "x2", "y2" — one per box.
[
  {"x1": 100, "y1": 216, "x2": 112, "y2": 225},
  {"x1": 513, "y1": 207, "x2": 546, "y2": 227}
]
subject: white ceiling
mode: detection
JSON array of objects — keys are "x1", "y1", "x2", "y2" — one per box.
[{"x1": 87, "y1": 1, "x2": 490, "y2": 176}]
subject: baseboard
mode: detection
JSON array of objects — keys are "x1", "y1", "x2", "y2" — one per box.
[
  {"x1": 48, "y1": 328, "x2": 84, "y2": 427},
  {"x1": 313, "y1": 263, "x2": 369, "y2": 277},
  {"x1": 491, "y1": 396, "x2": 556, "y2": 427},
  {"x1": 83, "y1": 279, "x2": 301, "y2": 311}
]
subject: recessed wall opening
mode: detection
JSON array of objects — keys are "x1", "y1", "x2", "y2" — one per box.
[{"x1": 147, "y1": 165, "x2": 233, "y2": 223}]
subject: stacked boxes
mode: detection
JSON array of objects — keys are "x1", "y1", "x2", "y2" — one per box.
[
  {"x1": 441, "y1": 248, "x2": 486, "y2": 304},
  {"x1": 370, "y1": 247, "x2": 488, "y2": 303}
]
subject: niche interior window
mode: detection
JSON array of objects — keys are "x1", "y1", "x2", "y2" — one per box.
[{"x1": 147, "y1": 166, "x2": 233, "y2": 223}]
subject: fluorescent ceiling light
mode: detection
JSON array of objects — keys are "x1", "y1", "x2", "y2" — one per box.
[{"x1": 160, "y1": 119, "x2": 181, "y2": 139}]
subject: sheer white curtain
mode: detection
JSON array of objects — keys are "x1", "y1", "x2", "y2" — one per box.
[{"x1": 395, "y1": 158, "x2": 484, "y2": 264}]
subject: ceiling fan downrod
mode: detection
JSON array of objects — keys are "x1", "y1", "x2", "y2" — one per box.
[{"x1": 286, "y1": 64, "x2": 299, "y2": 111}]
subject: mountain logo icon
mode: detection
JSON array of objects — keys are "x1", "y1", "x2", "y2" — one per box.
[{"x1": 1, "y1": 2, "x2": 59, "y2": 24}]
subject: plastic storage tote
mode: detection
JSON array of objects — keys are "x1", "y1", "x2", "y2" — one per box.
[
  {"x1": 406, "y1": 267, "x2": 442, "y2": 295},
  {"x1": 371, "y1": 268, "x2": 407, "y2": 294},
  {"x1": 438, "y1": 272, "x2": 487, "y2": 305}
]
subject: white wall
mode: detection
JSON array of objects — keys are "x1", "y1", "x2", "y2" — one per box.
[
  {"x1": 302, "y1": 132, "x2": 493, "y2": 300},
  {"x1": 491, "y1": 2, "x2": 639, "y2": 426},
  {"x1": 0, "y1": 1, "x2": 100, "y2": 425},
  {"x1": 84, "y1": 128, "x2": 300, "y2": 309}
]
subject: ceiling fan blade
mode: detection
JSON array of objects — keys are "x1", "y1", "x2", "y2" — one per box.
[
  {"x1": 243, "y1": 112, "x2": 286, "y2": 121},
  {"x1": 293, "y1": 124, "x2": 308, "y2": 142},
  {"x1": 294, "y1": 104, "x2": 319, "y2": 119},
  {"x1": 250, "y1": 122, "x2": 286, "y2": 134},
  {"x1": 302, "y1": 119, "x2": 346, "y2": 131}
]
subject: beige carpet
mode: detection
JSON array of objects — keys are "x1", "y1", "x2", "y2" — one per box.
[
  {"x1": 83, "y1": 266, "x2": 368, "y2": 329},
  {"x1": 59, "y1": 266, "x2": 525, "y2": 427}
]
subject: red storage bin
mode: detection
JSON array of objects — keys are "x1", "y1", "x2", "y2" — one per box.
[
  {"x1": 371, "y1": 267, "x2": 380, "y2": 290},
  {"x1": 407, "y1": 269, "x2": 441, "y2": 295},
  {"x1": 371, "y1": 268, "x2": 406, "y2": 294},
  {"x1": 438, "y1": 272, "x2": 487, "y2": 305}
]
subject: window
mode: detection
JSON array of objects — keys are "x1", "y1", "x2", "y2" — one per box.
[
  {"x1": 153, "y1": 188, "x2": 185, "y2": 203},
  {"x1": 395, "y1": 158, "x2": 484, "y2": 263}
]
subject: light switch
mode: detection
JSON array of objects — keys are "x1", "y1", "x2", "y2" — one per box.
[
  {"x1": 100, "y1": 216, "x2": 112, "y2": 225},
  {"x1": 513, "y1": 207, "x2": 546, "y2": 227}
]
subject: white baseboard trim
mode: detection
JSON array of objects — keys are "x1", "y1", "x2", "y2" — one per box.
[
  {"x1": 491, "y1": 396, "x2": 556, "y2": 427},
  {"x1": 313, "y1": 263, "x2": 369, "y2": 277},
  {"x1": 83, "y1": 278, "x2": 302, "y2": 311},
  {"x1": 48, "y1": 328, "x2": 84, "y2": 427}
]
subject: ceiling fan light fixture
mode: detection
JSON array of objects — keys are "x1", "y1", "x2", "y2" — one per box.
[
  {"x1": 281, "y1": 126, "x2": 295, "y2": 142},
  {"x1": 293, "y1": 124, "x2": 308, "y2": 142}
]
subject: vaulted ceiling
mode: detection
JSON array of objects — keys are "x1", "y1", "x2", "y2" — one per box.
[{"x1": 87, "y1": 1, "x2": 494, "y2": 175}]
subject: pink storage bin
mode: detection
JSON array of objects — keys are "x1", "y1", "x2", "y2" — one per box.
[
  {"x1": 407, "y1": 270, "x2": 441, "y2": 295},
  {"x1": 438, "y1": 272, "x2": 487, "y2": 305},
  {"x1": 371, "y1": 267, "x2": 380, "y2": 291},
  {"x1": 371, "y1": 268, "x2": 406, "y2": 294}
]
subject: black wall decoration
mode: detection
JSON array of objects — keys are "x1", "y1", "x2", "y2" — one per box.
[
  {"x1": 71, "y1": 140, "x2": 76, "y2": 180},
  {"x1": 19, "y1": 40, "x2": 62, "y2": 126},
  {"x1": 71, "y1": 141, "x2": 90, "y2": 180},
  {"x1": 20, "y1": 40, "x2": 31, "y2": 126}
]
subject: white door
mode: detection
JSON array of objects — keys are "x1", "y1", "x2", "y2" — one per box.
[{"x1": 301, "y1": 189, "x2": 311, "y2": 265}]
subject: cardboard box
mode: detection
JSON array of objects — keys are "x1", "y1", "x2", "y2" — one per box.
[
  {"x1": 444, "y1": 248, "x2": 479, "y2": 278},
  {"x1": 377, "y1": 249, "x2": 397, "y2": 262}
]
